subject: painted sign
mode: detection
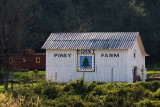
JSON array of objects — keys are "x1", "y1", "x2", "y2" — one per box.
[
  {"x1": 54, "y1": 54, "x2": 71, "y2": 57},
  {"x1": 101, "y1": 53, "x2": 119, "y2": 57},
  {"x1": 77, "y1": 50, "x2": 95, "y2": 72}
]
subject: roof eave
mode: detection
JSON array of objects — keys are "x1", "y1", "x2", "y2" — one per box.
[{"x1": 137, "y1": 34, "x2": 149, "y2": 56}]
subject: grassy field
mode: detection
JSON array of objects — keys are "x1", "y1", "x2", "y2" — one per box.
[
  {"x1": 0, "y1": 70, "x2": 160, "y2": 91},
  {"x1": 0, "y1": 71, "x2": 45, "y2": 91},
  {"x1": 147, "y1": 71, "x2": 160, "y2": 78}
]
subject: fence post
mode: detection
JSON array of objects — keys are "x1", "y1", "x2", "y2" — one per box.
[
  {"x1": 154, "y1": 64, "x2": 156, "y2": 77},
  {"x1": 27, "y1": 73, "x2": 29, "y2": 87},
  {"x1": 33, "y1": 69, "x2": 38, "y2": 84},
  {"x1": 32, "y1": 73, "x2": 33, "y2": 87},
  {"x1": 19, "y1": 80, "x2": 20, "y2": 89},
  {"x1": 24, "y1": 80, "x2": 26, "y2": 87}
]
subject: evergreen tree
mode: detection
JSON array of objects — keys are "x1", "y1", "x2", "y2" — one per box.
[{"x1": 82, "y1": 57, "x2": 90, "y2": 68}]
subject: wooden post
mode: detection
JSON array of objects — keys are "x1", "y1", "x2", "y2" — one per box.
[
  {"x1": 36, "y1": 74, "x2": 37, "y2": 85},
  {"x1": 27, "y1": 73, "x2": 29, "y2": 87},
  {"x1": 32, "y1": 73, "x2": 33, "y2": 88},
  {"x1": 83, "y1": 72, "x2": 84, "y2": 80},
  {"x1": 111, "y1": 67, "x2": 113, "y2": 82},
  {"x1": 33, "y1": 69, "x2": 38, "y2": 84},
  {"x1": 55, "y1": 72, "x2": 57, "y2": 82},
  {"x1": 154, "y1": 64, "x2": 156, "y2": 77},
  {"x1": 11, "y1": 69, "x2": 15, "y2": 91},
  {"x1": 19, "y1": 80, "x2": 20, "y2": 89},
  {"x1": 11, "y1": 79, "x2": 13, "y2": 91},
  {"x1": 24, "y1": 80, "x2": 26, "y2": 87}
]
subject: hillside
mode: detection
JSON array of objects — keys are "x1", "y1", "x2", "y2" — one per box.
[{"x1": 0, "y1": 0, "x2": 160, "y2": 66}]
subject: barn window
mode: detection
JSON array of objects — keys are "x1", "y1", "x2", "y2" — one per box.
[
  {"x1": 23, "y1": 58, "x2": 26, "y2": 62},
  {"x1": 36, "y1": 57, "x2": 40, "y2": 63},
  {"x1": 134, "y1": 50, "x2": 136, "y2": 58},
  {"x1": 29, "y1": 50, "x2": 32, "y2": 54},
  {"x1": 9, "y1": 58, "x2": 13, "y2": 64}
]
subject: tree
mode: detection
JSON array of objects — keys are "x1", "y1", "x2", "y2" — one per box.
[
  {"x1": 0, "y1": 0, "x2": 35, "y2": 90},
  {"x1": 82, "y1": 57, "x2": 90, "y2": 68}
]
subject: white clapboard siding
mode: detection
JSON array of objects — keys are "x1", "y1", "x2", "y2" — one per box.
[
  {"x1": 128, "y1": 37, "x2": 146, "y2": 81},
  {"x1": 46, "y1": 49, "x2": 134, "y2": 83}
]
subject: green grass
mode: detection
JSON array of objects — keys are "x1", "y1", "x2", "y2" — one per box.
[
  {"x1": 0, "y1": 70, "x2": 160, "y2": 91},
  {"x1": 0, "y1": 71, "x2": 45, "y2": 91},
  {"x1": 147, "y1": 71, "x2": 160, "y2": 74},
  {"x1": 0, "y1": 82, "x2": 42, "y2": 92},
  {"x1": 147, "y1": 71, "x2": 160, "y2": 78},
  {"x1": 13, "y1": 71, "x2": 45, "y2": 81}
]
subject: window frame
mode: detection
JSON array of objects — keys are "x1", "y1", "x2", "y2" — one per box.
[
  {"x1": 36, "y1": 57, "x2": 40, "y2": 63},
  {"x1": 9, "y1": 58, "x2": 13, "y2": 64}
]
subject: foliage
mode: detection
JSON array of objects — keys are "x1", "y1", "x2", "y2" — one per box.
[
  {"x1": 140, "y1": 81, "x2": 160, "y2": 92},
  {"x1": 0, "y1": 92, "x2": 41, "y2": 107},
  {"x1": 133, "y1": 99, "x2": 160, "y2": 107},
  {"x1": 0, "y1": 0, "x2": 159, "y2": 65},
  {"x1": 153, "y1": 88, "x2": 160, "y2": 100},
  {"x1": 41, "y1": 84, "x2": 63, "y2": 99},
  {"x1": 13, "y1": 71, "x2": 45, "y2": 81},
  {"x1": 63, "y1": 78, "x2": 87, "y2": 95},
  {"x1": 1, "y1": 78, "x2": 160, "y2": 106},
  {"x1": 34, "y1": 79, "x2": 160, "y2": 106}
]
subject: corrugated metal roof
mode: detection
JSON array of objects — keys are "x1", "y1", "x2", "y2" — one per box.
[{"x1": 42, "y1": 32, "x2": 139, "y2": 49}]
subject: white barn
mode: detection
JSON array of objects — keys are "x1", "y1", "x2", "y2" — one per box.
[{"x1": 42, "y1": 32, "x2": 148, "y2": 83}]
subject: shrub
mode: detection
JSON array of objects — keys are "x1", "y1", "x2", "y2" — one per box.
[
  {"x1": 140, "y1": 81, "x2": 160, "y2": 92},
  {"x1": 0, "y1": 92, "x2": 41, "y2": 107},
  {"x1": 86, "y1": 80, "x2": 98, "y2": 92},
  {"x1": 153, "y1": 88, "x2": 160, "y2": 100},
  {"x1": 91, "y1": 86, "x2": 104, "y2": 96},
  {"x1": 45, "y1": 94, "x2": 84, "y2": 107},
  {"x1": 133, "y1": 99, "x2": 160, "y2": 107},
  {"x1": 33, "y1": 82, "x2": 47, "y2": 94},
  {"x1": 18, "y1": 88, "x2": 34, "y2": 100},
  {"x1": 41, "y1": 84, "x2": 62, "y2": 99},
  {"x1": 63, "y1": 78, "x2": 87, "y2": 95}
]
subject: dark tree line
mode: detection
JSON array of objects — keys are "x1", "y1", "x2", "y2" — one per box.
[
  {"x1": 0, "y1": 0, "x2": 38, "y2": 90},
  {"x1": 1, "y1": 0, "x2": 160, "y2": 67}
]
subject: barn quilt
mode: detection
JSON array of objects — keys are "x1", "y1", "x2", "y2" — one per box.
[{"x1": 77, "y1": 50, "x2": 95, "y2": 72}]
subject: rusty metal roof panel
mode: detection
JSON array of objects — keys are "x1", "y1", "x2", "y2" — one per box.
[{"x1": 42, "y1": 32, "x2": 138, "y2": 49}]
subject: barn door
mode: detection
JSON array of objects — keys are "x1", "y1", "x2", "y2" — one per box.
[{"x1": 133, "y1": 67, "x2": 137, "y2": 83}]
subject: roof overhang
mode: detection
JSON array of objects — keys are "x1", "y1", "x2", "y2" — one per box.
[{"x1": 137, "y1": 34, "x2": 149, "y2": 56}]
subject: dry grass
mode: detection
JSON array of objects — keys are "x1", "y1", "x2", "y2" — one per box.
[{"x1": 0, "y1": 93, "x2": 41, "y2": 107}]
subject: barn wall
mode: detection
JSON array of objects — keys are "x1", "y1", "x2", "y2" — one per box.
[
  {"x1": 128, "y1": 38, "x2": 146, "y2": 82},
  {"x1": 46, "y1": 49, "x2": 131, "y2": 83},
  {"x1": 46, "y1": 49, "x2": 83, "y2": 82}
]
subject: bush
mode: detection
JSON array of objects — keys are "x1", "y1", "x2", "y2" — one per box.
[
  {"x1": 153, "y1": 88, "x2": 160, "y2": 100},
  {"x1": 86, "y1": 80, "x2": 98, "y2": 92},
  {"x1": 53, "y1": 95, "x2": 84, "y2": 107},
  {"x1": 133, "y1": 99, "x2": 160, "y2": 107},
  {"x1": 18, "y1": 88, "x2": 34, "y2": 100},
  {"x1": 63, "y1": 78, "x2": 87, "y2": 95},
  {"x1": 33, "y1": 82, "x2": 47, "y2": 94},
  {"x1": 140, "y1": 81, "x2": 160, "y2": 92},
  {"x1": 0, "y1": 92, "x2": 41, "y2": 107},
  {"x1": 41, "y1": 84, "x2": 62, "y2": 99}
]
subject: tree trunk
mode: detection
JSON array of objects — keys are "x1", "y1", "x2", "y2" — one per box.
[
  {"x1": 4, "y1": 72, "x2": 9, "y2": 90},
  {"x1": 4, "y1": 53, "x2": 10, "y2": 90}
]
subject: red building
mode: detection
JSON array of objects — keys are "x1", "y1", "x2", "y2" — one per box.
[{"x1": 6, "y1": 49, "x2": 46, "y2": 70}]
